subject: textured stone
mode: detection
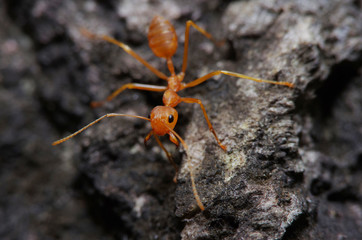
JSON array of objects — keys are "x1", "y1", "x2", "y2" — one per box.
[{"x1": 1, "y1": 0, "x2": 361, "y2": 239}]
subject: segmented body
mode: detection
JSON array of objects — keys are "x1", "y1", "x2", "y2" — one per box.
[
  {"x1": 148, "y1": 16, "x2": 178, "y2": 59},
  {"x1": 54, "y1": 16, "x2": 294, "y2": 211}
]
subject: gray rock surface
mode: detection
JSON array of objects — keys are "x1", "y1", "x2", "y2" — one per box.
[{"x1": 1, "y1": 0, "x2": 361, "y2": 239}]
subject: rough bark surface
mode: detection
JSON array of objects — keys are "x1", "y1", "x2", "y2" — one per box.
[{"x1": 1, "y1": 0, "x2": 361, "y2": 239}]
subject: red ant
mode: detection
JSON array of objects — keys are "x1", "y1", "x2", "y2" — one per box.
[{"x1": 53, "y1": 16, "x2": 294, "y2": 211}]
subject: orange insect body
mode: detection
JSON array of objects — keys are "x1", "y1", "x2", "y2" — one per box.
[
  {"x1": 163, "y1": 89, "x2": 181, "y2": 107},
  {"x1": 54, "y1": 16, "x2": 294, "y2": 212},
  {"x1": 148, "y1": 16, "x2": 178, "y2": 59}
]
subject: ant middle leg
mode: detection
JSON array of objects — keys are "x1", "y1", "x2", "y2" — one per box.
[
  {"x1": 181, "y1": 97, "x2": 227, "y2": 151},
  {"x1": 181, "y1": 70, "x2": 294, "y2": 90},
  {"x1": 91, "y1": 83, "x2": 167, "y2": 108}
]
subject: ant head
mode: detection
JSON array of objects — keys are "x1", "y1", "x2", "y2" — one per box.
[{"x1": 150, "y1": 106, "x2": 178, "y2": 136}]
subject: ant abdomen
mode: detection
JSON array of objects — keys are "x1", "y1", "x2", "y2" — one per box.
[{"x1": 148, "y1": 16, "x2": 178, "y2": 59}]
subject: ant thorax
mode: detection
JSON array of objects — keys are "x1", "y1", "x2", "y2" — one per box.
[
  {"x1": 163, "y1": 89, "x2": 181, "y2": 107},
  {"x1": 167, "y1": 75, "x2": 182, "y2": 92}
]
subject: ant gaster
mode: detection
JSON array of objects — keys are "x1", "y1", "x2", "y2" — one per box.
[{"x1": 53, "y1": 16, "x2": 294, "y2": 211}]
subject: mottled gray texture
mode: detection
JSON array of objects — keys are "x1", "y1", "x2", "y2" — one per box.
[{"x1": 1, "y1": 0, "x2": 361, "y2": 239}]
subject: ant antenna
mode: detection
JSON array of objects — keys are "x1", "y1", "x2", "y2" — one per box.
[
  {"x1": 165, "y1": 125, "x2": 205, "y2": 211},
  {"x1": 52, "y1": 114, "x2": 150, "y2": 146}
]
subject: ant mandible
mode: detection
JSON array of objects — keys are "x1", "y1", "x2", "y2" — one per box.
[{"x1": 53, "y1": 16, "x2": 294, "y2": 211}]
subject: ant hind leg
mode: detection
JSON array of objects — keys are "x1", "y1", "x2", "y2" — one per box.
[
  {"x1": 181, "y1": 20, "x2": 224, "y2": 75},
  {"x1": 80, "y1": 28, "x2": 168, "y2": 80}
]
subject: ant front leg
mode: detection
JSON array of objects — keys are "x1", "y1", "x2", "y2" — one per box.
[
  {"x1": 91, "y1": 83, "x2": 167, "y2": 108},
  {"x1": 181, "y1": 97, "x2": 227, "y2": 151},
  {"x1": 153, "y1": 133, "x2": 179, "y2": 183}
]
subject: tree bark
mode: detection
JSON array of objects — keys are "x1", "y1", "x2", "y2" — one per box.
[{"x1": 1, "y1": 0, "x2": 361, "y2": 239}]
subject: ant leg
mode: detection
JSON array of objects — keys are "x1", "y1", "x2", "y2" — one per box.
[
  {"x1": 144, "y1": 131, "x2": 153, "y2": 146},
  {"x1": 181, "y1": 20, "x2": 223, "y2": 75},
  {"x1": 181, "y1": 97, "x2": 227, "y2": 151},
  {"x1": 168, "y1": 132, "x2": 179, "y2": 148},
  {"x1": 181, "y1": 70, "x2": 294, "y2": 90},
  {"x1": 91, "y1": 83, "x2": 167, "y2": 108},
  {"x1": 144, "y1": 131, "x2": 178, "y2": 182},
  {"x1": 52, "y1": 113, "x2": 150, "y2": 146},
  {"x1": 153, "y1": 133, "x2": 179, "y2": 183},
  {"x1": 80, "y1": 28, "x2": 168, "y2": 80}
]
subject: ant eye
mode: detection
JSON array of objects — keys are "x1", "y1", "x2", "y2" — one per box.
[{"x1": 168, "y1": 114, "x2": 174, "y2": 123}]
